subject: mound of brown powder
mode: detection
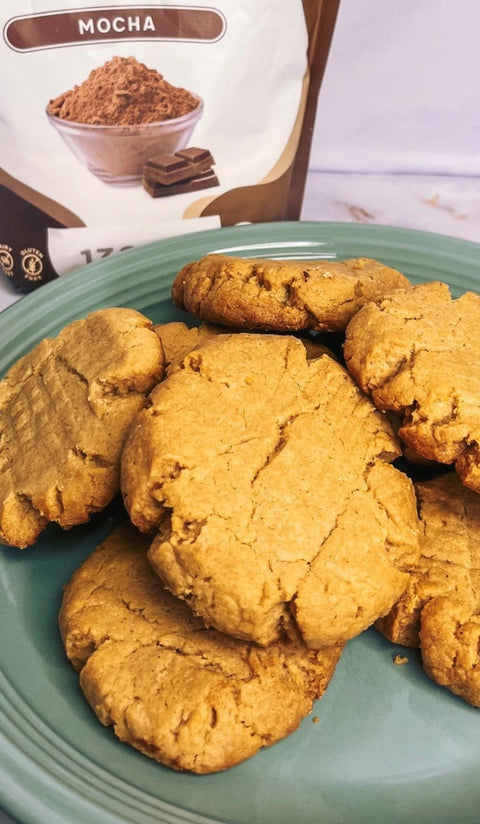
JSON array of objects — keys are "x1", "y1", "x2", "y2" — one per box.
[{"x1": 47, "y1": 56, "x2": 199, "y2": 126}]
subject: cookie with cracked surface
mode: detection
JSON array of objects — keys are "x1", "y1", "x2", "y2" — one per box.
[
  {"x1": 0, "y1": 308, "x2": 163, "y2": 549},
  {"x1": 376, "y1": 472, "x2": 477, "y2": 647},
  {"x1": 59, "y1": 522, "x2": 343, "y2": 774},
  {"x1": 155, "y1": 320, "x2": 337, "y2": 376},
  {"x1": 344, "y1": 281, "x2": 480, "y2": 494},
  {"x1": 154, "y1": 321, "x2": 226, "y2": 374},
  {"x1": 377, "y1": 472, "x2": 480, "y2": 707},
  {"x1": 121, "y1": 332, "x2": 420, "y2": 648},
  {"x1": 171, "y1": 253, "x2": 410, "y2": 333}
]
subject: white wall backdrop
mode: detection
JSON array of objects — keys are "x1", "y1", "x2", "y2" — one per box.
[{"x1": 310, "y1": 0, "x2": 480, "y2": 175}]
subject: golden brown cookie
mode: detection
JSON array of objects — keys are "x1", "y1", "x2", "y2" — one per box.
[
  {"x1": 344, "y1": 281, "x2": 480, "y2": 494},
  {"x1": 376, "y1": 473, "x2": 474, "y2": 647},
  {"x1": 171, "y1": 253, "x2": 410, "y2": 333},
  {"x1": 59, "y1": 522, "x2": 343, "y2": 774},
  {"x1": 385, "y1": 410, "x2": 444, "y2": 474},
  {"x1": 154, "y1": 321, "x2": 225, "y2": 373},
  {"x1": 377, "y1": 472, "x2": 480, "y2": 707},
  {"x1": 121, "y1": 332, "x2": 420, "y2": 648},
  {"x1": 0, "y1": 308, "x2": 163, "y2": 548},
  {"x1": 155, "y1": 320, "x2": 336, "y2": 375}
]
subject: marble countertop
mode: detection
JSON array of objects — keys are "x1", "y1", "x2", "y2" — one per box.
[
  {"x1": 1, "y1": 169, "x2": 479, "y2": 315},
  {"x1": 302, "y1": 171, "x2": 480, "y2": 244}
]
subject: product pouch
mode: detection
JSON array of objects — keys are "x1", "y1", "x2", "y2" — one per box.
[{"x1": 0, "y1": 0, "x2": 340, "y2": 291}]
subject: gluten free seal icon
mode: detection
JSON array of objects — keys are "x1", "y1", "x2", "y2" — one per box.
[
  {"x1": 0, "y1": 245, "x2": 14, "y2": 276},
  {"x1": 20, "y1": 247, "x2": 44, "y2": 281}
]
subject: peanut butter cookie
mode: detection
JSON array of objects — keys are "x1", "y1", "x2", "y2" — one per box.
[
  {"x1": 377, "y1": 472, "x2": 480, "y2": 707},
  {"x1": 121, "y1": 332, "x2": 420, "y2": 648},
  {"x1": 59, "y1": 522, "x2": 343, "y2": 774},
  {"x1": 171, "y1": 254, "x2": 410, "y2": 332},
  {"x1": 344, "y1": 281, "x2": 480, "y2": 494},
  {"x1": 0, "y1": 308, "x2": 163, "y2": 548},
  {"x1": 154, "y1": 321, "x2": 225, "y2": 373},
  {"x1": 155, "y1": 320, "x2": 336, "y2": 375}
]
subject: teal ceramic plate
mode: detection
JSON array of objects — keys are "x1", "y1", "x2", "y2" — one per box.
[{"x1": 1, "y1": 221, "x2": 480, "y2": 824}]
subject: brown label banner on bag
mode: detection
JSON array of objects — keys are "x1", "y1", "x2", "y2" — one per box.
[{"x1": 4, "y1": 6, "x2": 226, "y2": 51}]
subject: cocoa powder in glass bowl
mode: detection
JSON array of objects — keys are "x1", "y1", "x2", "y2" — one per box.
[{"x1": 46, "y1": 56, "x2": 203, "y2": 185}]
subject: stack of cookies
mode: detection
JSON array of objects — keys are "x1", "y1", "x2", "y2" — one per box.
[{"x1": 2, "y1": 251, "x2": 480, "y2": 773}]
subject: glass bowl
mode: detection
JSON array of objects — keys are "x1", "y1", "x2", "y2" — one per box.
[{"x1": 46, "y1": 95, "x2": 204, "y2": 186}]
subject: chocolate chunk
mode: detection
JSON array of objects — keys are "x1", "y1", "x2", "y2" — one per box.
[
  {"x1": 144, "y1": 147, "x2": 215, "y2": 185},
  {"x1": 175, "y1": 147, "x2": 213, "y2": 164},
  {"x1": 143, "y1": 169, "x2": 219, "y2": 198}
]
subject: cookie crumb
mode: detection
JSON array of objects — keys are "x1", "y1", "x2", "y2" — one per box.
[
  {"x1": 393, "y1": 654, "x2": 409, "y2": 665},
  {"x1": 312, "y1": 715, "x2": 320, "y2": 724}
]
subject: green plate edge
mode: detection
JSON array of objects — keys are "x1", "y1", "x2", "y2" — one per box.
[{"x1": 1, "y1": 220, "x2": 480, "y2": 824}]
